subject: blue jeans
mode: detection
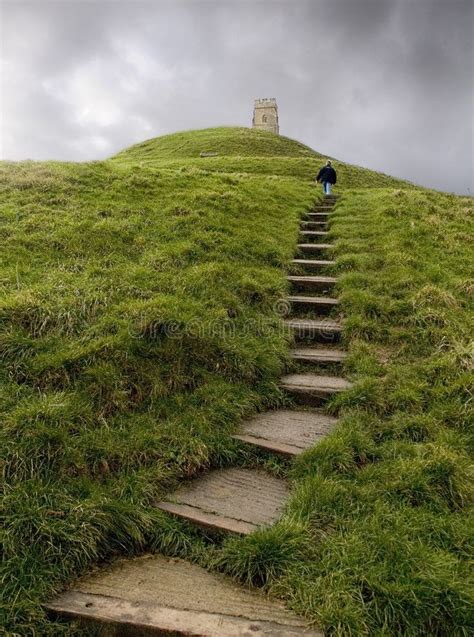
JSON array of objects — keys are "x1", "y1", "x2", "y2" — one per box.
[{"x1": 323, "y1": 181, "x2": 331, "y2": 195}]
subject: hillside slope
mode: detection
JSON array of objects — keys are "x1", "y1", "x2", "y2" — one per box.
[
  {"x1": 1, "y1": 127, "x2": 472, "y2": 636},
  {"x1": 113, "y1": 126, "x2": 419, "y2": 188}
]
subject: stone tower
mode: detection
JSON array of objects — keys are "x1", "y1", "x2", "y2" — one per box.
[{"x1": 252, "y1": 98, "x2": 279, "y2": 135}]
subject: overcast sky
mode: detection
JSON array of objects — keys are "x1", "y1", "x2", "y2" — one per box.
[{"x1": 1, "y1": 0, "x2": 473, "y2": 194}]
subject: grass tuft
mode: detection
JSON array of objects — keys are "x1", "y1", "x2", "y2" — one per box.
[{"x1": 216, "y1": 521, "x2": 312, "y2": 587}]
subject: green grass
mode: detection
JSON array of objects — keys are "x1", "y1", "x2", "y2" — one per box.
[
  {"x1": 114, "y1": 126, "x2": 419, "y2": 189},
  {"x1": 113, "y1": 126, "x2": 318, "y2": 160},
  {"x1": 1, "y1": 127, "x2": 472, "y2": 635}
]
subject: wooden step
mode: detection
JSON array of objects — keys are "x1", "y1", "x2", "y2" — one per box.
[
  {"x1": 297, "y1": 243, "x2": 333, "y2": 254},
  {"x1": 286, "y1": 318, "x2": 342, "y2": 341},
  {"x1": 300, "y1": 219, "x2": 328, "y2": 230},
  {"x1": 157, "y1": 468, "x2": 288, "y2": 535},
  {"x1": 291, "y1": 258, "x2": 336, "y2": 270},
  {"x1": 280, "y1": 373, "x2": 351, "y2": 403},
  {"x1": 287, "y1": 295, "x2": 339, "y2": 313},
  {"x1": 46, "y1": 555, "x2": 322, "y2": 636},
  {"x1": 290, "y1": 345, "x2": 347, "y2": 364},
  {"x1": 308, "y1": 211, "x2": 330, "y2": 218},
  {"x1": 288, "y1": 274, "x2": 337, "y2": 291},
  {"x1": 300, "y1": 221, "x2": 328, "y2": 230},
  {"x1": 299, "y1": 231, "x2": 330, "y2": 240},
  {"x1": 232, "y1": 409, "x2": 338, "y2": 456}
]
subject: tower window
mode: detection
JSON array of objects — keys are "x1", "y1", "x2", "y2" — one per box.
[{"x1": 262, "y1": 114, "x2": 268, "y2": 123}]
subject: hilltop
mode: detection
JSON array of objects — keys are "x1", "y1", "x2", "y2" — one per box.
[
  {"x1": 112, "y1": 126, "x2": 417, "y2": 188},
  {"x1": 1, "y1": 127, "x2": 472, "y2": 636},
  {"x1": 114, "y1": 126, "x2": 317, "y2": 160}
]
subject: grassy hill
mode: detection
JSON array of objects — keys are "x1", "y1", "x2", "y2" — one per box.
[
  {"x1": 113, "y1": 126, "x2": 418, "y2": 187},
  {"x1": 1, "y1": 127, "x2": 472, "y2": 635},
  {"x1": 114, "y1": 126, "x2": 318, "y2": 159}
]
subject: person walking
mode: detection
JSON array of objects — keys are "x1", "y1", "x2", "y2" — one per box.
[{"x1": 316, "y1": 160, "x2": 337, "y2": 195}]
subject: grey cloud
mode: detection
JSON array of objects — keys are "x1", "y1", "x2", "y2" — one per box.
[{"x1": 1, "y1": 0, "x2": 472, "y2": 194}]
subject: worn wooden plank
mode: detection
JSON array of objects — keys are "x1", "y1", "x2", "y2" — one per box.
[
  {"x1": 232, "y1": 433, "x2": 305, "y2": 456},
  {"x1": 287, "y1": 295, "x2": 339, "y2": 307},
  {"x1": 290, "y1": 345, "x2": 347, "y2": 363},
  {"x1": 286, "y1": 318, "x2": 342, "y2": 330},
  {"x1": 288, "y1": 275, "x2": 337, "y2": 285},
  {"x1": 157, "y1": 502, "x2": 257, "y2": 535},
  {"x1": 291, "y1": 258, "x2": 336, "y2": 270},
  {"x1": 299, "y1": 231, "x2": 330, "y2": 238},
  {"x1": 288, "y1": 275, "x2": 337, "y2": 294},
  {"x1": 297, "y1": 243, "x2": 333, "y2": 251},
  {"x1": 157, "y1": 468, "x2": 288, "y2": 533},
  {"x1": 233, "y1": 409, "x2": 338, "y2": 456},
  {"x1": 286, "y1": 318, "x2": 342, "y2": 342},
  {"x1": 280, "y1": 373, "x2": 352, "y2": 399},
  {"x1": 300, "y1": 221, "x2": 328, "y2": 230},
  {"x1": 46, "y1": 555, "x2": 323, "y2": 636}
]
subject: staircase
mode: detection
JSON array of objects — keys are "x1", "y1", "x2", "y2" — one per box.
[{"x1": 46, "y1": 196, "x2": 348, "y2": 636}]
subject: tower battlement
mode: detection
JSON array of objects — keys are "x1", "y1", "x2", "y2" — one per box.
[
  {"x1": 252, "y1": 98, "x2": 279, "y2": 135},
  {"x1": 254, "y1": 98, "x2": 278, "y2": 107}
]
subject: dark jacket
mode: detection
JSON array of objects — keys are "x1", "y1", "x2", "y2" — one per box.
[{"x1": 317, "y1": 165, "x2": 337, "y2": 184}]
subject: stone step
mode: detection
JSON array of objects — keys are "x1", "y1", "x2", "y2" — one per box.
[
  {"x1": 287, "y1": 295, "x2": 339, "y2": 313},
  {"x1": 286, "y1": 318, "x2": 342, "y2": 341},
  {"x1": 297, "y1": 243, "x2": 333, "y2": 254},
  {"x1": 232, "y1": 409, "x2": 338, "y2": 456},
  {"x1": 46, "y1": 555, "x2": 322, "y2": 636},
  {"x1": 280, "y1": 373, "x2": 352, "y2": 403},
  {"x1": 299, "y1": 230, "x2": 330, "y2": 240},
  {"x1": 291, "y1": 258, "x2": 336, "y2": 271},
  {"x1": 157, "y1": 468, "x2": 288, "y2": 535},
  {"x1": 288, "y1": 274, "x2": 337, "y2": 291},
  {"x1": 290, "y1": 345, "x2": 348, "y2": 364}
]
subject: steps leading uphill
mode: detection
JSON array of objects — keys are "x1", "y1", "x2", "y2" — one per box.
[{"x1": 47, "y1": 195, "x2": 349, "y2": 636}]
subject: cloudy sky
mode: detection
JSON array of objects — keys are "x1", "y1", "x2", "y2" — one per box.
[{"x1": 1, "y1": 0, "x2": 472, "y2": 193}]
